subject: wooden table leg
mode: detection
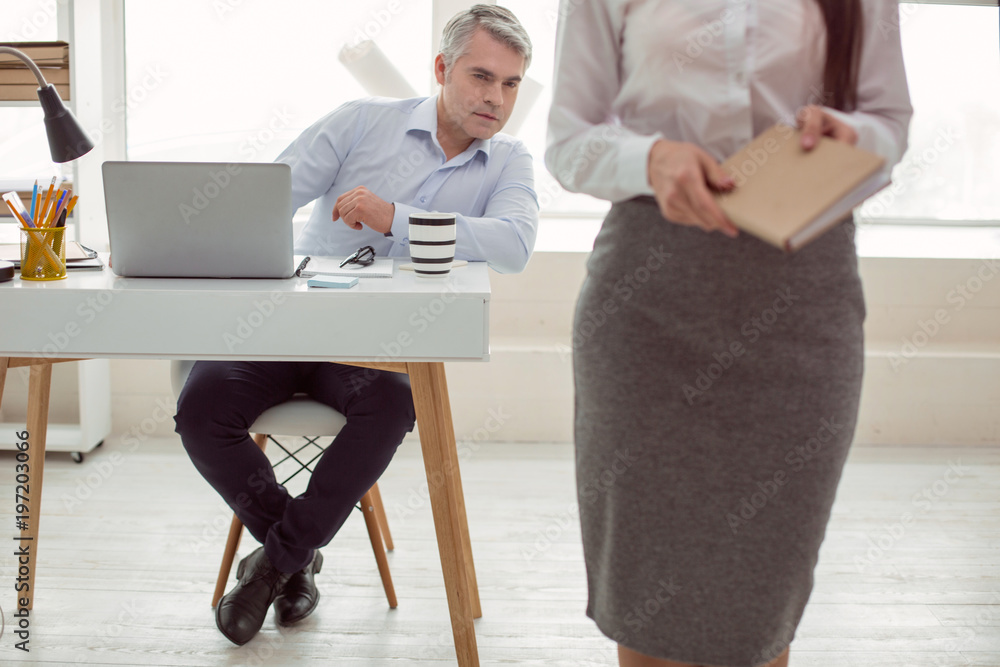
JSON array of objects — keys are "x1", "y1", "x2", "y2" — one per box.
[
  {"x1": 23, "y1": 363, "x2": 53, "y2": 611},
  {"x1": 0, "y1": 357, "x2": 8, "y2": 402},
  {"x1": 434, "y1": 365, "x2": 482, "y2": 619},
  {"x1": 408, "y1": 362, "x2": 479, "y2": 667}
]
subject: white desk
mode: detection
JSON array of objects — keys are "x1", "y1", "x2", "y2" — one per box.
[{"x1": 0, "y1": 260, "x2": 489, "y2": 666}]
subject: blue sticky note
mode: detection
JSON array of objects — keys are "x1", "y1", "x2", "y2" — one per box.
[{"x1": 307, "y1": 275, "x2": 358, "y2": 289}]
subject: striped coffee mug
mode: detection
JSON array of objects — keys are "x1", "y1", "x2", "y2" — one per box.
[{"x1": 409, "y1": 212, "x2": 456, "y2": 277}]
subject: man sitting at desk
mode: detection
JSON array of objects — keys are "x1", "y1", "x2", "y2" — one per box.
[{"x1": 174, "y1": 5, "x2": 537, "y2": 646}]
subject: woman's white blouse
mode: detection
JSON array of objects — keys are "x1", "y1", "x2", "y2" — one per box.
[{"x1": 545, "y1": 0, "x2": 914, "y2": 203}]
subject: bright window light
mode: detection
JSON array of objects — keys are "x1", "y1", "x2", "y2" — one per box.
[{"x1": 858, "y1": 3, "x2": 1000, "y2": 225}]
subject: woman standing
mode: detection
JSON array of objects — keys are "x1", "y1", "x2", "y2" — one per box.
[{"x1": 546, "y1": 1, "x2": 912, "y2": 666}]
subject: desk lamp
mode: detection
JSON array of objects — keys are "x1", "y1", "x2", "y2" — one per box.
[
  {"x1": 0, "y1": 45, "x2": 95, "y2": 162},
  {"x1": 0, "y1": 46, "x2": 94, "y2": 282}
]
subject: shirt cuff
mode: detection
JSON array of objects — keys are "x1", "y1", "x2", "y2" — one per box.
[
  {"x1": 388, "y1": 202, "x2": 421, "y2": 248},
  {"x1": 818, "y1": 106, "x2": 892, "y2": 179},
  {"x1": 820, "y1": 106, "x2": 859, "y2": 131},
  {"x1": 621, "y1": 132, "x2": 663, "y2": 198}
]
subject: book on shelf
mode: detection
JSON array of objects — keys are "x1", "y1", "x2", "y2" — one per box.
[
  {"x1": 0, "y1": 68, "x2": 69, "y2": 84},
  {"x1": 0, "y1": 182, "x2": 73, "y2": 219},
  {"x1": 713, "y1": 123, "x2": 887, "y2": 252},
  {"x1": 0, "y1": 41, "x2": 70, "y2": 101},
  {"x1": 0, "y1": 83, "x2": 70, "y2": 101},
  {"x1": 0, "y1": 41, "x2": 69, "y2": 66}
]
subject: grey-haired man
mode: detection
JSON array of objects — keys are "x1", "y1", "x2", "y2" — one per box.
[{"x1": 174, "y1": 5, "x2": 537, "y2": 646}]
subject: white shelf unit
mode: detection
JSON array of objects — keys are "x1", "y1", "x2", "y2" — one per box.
[
  {"x1": 0, "y1": 1, "x2": 113, "y2": 458},
  {"x1": 0, "y1": 360, "x2": 111, "y2": 455}
]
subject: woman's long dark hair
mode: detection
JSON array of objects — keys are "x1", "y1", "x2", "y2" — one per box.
[{"x1": 814, "y1": 0, "x2": 864, "y2": 111}]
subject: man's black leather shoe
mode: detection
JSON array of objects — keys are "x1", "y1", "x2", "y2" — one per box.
[
  {"x1": 274, "y1": 550, "x2": 323, "y2": 626},
  {"x1": 215, "y1": 547, "x2": 291, "y2": 645}
]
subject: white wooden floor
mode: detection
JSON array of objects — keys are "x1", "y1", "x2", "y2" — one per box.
[{"x1": 0, "y1": 436, "x2": 998, "y2": 666}]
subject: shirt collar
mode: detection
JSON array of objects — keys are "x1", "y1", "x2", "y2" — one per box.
[{"x1": 406, "y1": 95, "x2": 492, "y2": 164}]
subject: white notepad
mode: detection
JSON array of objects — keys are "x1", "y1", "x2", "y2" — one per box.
[{"x1": 296, "y1": 256, "x2": 394, "y2": 278}]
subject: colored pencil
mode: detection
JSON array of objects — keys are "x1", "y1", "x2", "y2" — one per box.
[
  {"x1": 66, "y1": 195, "x2": 79, "y2": 216},
  {"x1": 49, "y1": 189, "x2": 71, "y2": 227},
  {"x1": 39, "y1": 176, "x2": 56, "y2": 227},
  {"x1": 30, "y1": 180, "x2": 38, "y2": 220},
  {"x1": 46, "y1": 190, "x2": 67, "y2": 227},
  {"x1": 4, "y1": 192, "x2": 64, "y2": 267}
]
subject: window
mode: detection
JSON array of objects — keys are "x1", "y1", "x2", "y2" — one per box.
[
  {"x1": 857, "y1": 3, "x2": 1000, "y2": 225},
  {"x1": 80, "y1": 1, "x2": 1000, "y2": 230},
  {"x1": 498, "y1": 0, "x2": 611, "y2": 219},
  {"x1": 124, "y1": 0, "x2": 432, "y2": 222},
  {"x1": 124, "y1": 0, "x2": 432, "y2": 162},
  {"x1": 0, "y1": 1, "x2": 66, "y2": 185}
]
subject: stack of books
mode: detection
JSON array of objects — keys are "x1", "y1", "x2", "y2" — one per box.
[
  {"x1": 0, "y1": 180, "x2": 73, "y2": 219},
  {"x1": 0, "y1": 41, "x2": 70, "y2": 101}
]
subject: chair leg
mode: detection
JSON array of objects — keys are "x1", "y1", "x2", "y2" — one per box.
[
  {"x1": 368, "y1": 482, "x2": 394, "y2": 551},
  {"x1": 212, "y1": 514, "x2": 246, "y2": 608},
  {"x1": 211, "y1": 432, "x2": 270, "y2": 607},
  {"x1": 360, "y1": 489, "x2": 398, "y2": 609}
]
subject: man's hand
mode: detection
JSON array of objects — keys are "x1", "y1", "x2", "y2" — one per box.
[
  {"x1": 796, "y1": 104, "x2": 859, "y2": 151},
  {"x1": 647, "y1": 139, "x2": 739, "y2": 238},
  {"x1": 333, "y1": 186, "x2": 395, "y2": 234}
]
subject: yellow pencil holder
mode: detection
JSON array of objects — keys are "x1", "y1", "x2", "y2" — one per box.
[{"x1": 20, "y1": 226, "x2": 67, "y2": 281}]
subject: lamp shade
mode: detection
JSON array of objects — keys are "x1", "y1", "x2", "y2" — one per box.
[{"x1": 37, "y1": 84, "x2": 94, "y2": 163}]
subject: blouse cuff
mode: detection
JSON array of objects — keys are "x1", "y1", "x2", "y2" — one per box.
[{"x1": 619, "y1": 132, "x2": 663, "y2": 199}]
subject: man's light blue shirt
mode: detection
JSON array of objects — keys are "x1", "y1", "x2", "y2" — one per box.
[{"x1": 276, "y1": 96, "x2": 539, "y2": 274}]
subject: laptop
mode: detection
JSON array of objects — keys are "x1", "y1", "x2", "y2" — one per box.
[{"x1": 102, "y1": 161, "x2": 294, "y2": 278}]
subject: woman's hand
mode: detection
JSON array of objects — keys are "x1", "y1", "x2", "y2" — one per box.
[
  {"x1": 796, "y1": 105, "x2": 859, "y2": 150},
  {"x1": 647, "y1": 139, "x2": 739, "y2": 238}
]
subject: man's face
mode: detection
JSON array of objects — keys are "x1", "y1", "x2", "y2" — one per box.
[{"x1": 435, "y1": 28, "x2": 526, "y2": 147}]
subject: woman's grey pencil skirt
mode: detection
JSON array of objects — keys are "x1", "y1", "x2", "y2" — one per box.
[{"x1": 573, "y1": 197, "x2": 866, "y2": 667}]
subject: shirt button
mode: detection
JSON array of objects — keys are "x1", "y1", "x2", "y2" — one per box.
[{"x1": 420, "y1": 197, "x2": 427, "y2": 203}]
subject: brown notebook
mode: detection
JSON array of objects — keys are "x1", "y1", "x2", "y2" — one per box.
[{"x1": 714, "y1": 123, "x2": 887, "y2": 252}]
